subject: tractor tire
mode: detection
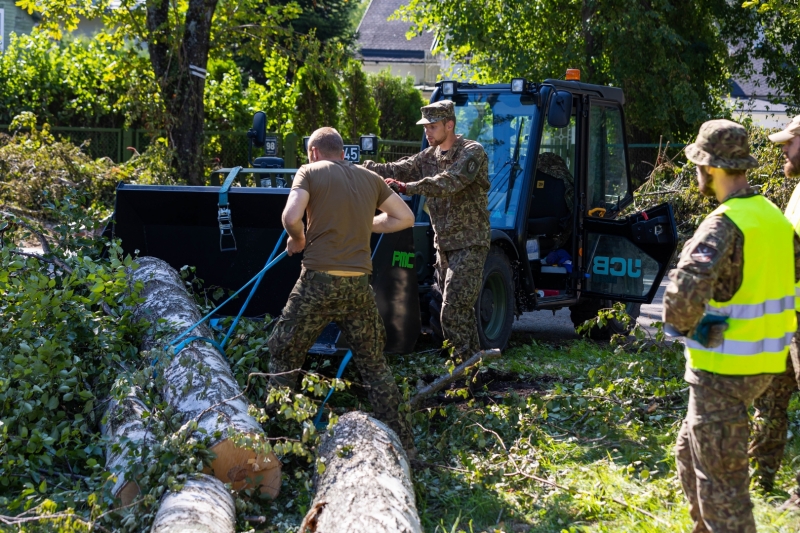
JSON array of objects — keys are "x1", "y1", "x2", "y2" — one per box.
[
  {"x1": 476, "y1": 246, "x2": 515, "y2": 350},
  {"x1": 569, "y1": 298, "x2": 641, "y2": 340}
]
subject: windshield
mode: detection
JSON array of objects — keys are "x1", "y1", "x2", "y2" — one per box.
[{"x1": 453, "y1": 93, "x2": 539, "y2": 229}]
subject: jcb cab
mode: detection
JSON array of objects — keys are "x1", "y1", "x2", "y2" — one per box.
[
  {"x1": 413, "y1": 76, "x2": 678, "y2": 349},
  {"x1": 109, "y1": 75, "x2": 678, "y2": 353}
]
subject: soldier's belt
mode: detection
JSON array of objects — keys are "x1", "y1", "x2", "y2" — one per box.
[{"x1": 303, "y1": 269, "x2": 370, "y2": 287}]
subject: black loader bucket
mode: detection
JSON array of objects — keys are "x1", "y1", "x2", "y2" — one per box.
[{"x1": 109, "y1": 182, "x2": 421, "y2": 353}]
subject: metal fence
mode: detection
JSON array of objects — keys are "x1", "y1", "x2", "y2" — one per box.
[{"x1": 0, "y1": 125, "x2": 683, "y2": 183}]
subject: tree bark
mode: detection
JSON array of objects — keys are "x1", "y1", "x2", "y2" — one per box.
[
  {"x1": 150, "y1": 474, "x2": 235, "y2": 533},
  {"x1": 146, "y1": 0, "x2": 218, "y2": 185},
  {"x1": 408, "y1": 348, "x2": 501, "y2": 409},
  {"x1": 102, "y1": 389, "x2": 157, "y2": 506},
  {"x1": 300, "y1": 412, "x2": 422, "y2": 533},
  {"x1": 131, "y1": 256, "x2": 281, "y2": 497}
]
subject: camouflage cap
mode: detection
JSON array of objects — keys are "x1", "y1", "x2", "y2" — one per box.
[
  {"x1": 416, "y1": 100, "x2": 456, "y2": 125},
  {"x1": 768, "y1": 115, "x2": 800, "y2": 144},
  {"x1": 685, "y1": 119, "x2": 759, "y2": 170}
]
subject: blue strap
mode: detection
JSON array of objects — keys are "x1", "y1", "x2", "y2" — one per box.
[
  {"x1": 161, "y1": 232, "x2": 288, "y2": 368},
  {"x1": 313, "y1": 350, "x2": 353, "y2": 429},
  {"x1": 219, "y1": 166, "x2": 243, "y2": 207},
  {"x1": 220, "y1": 230, "x2": 287, "y2": 349}
]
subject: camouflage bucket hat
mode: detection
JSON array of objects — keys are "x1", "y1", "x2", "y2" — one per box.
[
  {"x1": 417, "y1": 100, "x2": 455, "y2": 125},
  {"x1": 685, "y1": 119, "x2": 759, "y2": 170}
]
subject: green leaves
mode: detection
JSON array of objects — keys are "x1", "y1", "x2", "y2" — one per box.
[{"x1": 397, "y1": 0, "x2": 737, "y2": 141}]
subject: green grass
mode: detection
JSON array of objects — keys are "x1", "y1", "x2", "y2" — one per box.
[{"x1": 374, "y1": 331, "x2": 800, "y2": 533}]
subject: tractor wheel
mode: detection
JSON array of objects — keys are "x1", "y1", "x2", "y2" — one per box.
[
  {"x1": 476, "y1": 246, "x2": 515, "y2": 350},
  {"x1": 569, "y1": 298, "x2": 641, "y2": 340}
]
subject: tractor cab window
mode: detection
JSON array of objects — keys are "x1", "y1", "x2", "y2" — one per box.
[
  {"x1": 453, "y1": 93, "x2": 539, "y2": 229},
  {"x1": 587, "y1": 105, "x2": 630, "y2": 218}
]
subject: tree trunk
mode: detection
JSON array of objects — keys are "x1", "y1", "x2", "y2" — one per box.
[
  {"x1": 131, "y1": 256, "x2": 281, "y2": 497},
  {"x1": 150, "y1": 474, "x2": 235, "y2": 533},
  {"x1": 146, "y1": 0, "x2": 218, "y2": 185},
  {"x1": 102, "y1": 389, "x2": 157, "y2": 506},
  {"x1": 300, "y1": 412, "x2": 422, "y2": 533}
]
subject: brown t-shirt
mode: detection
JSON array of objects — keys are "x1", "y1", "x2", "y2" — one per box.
[{"x1": 293, "y1": 160, "x2": 393, "y2": 274}]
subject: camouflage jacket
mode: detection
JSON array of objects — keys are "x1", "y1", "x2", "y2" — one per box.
[
  {"x1": 663, "y1": 187, "x2": 800, "y2": 334},
  {"x1": 362, "y1": 135, "x2": 491, "y2": 251}
]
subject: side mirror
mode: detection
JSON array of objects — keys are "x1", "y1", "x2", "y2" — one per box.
[
  {"x1": 547, "y1": 91, "x2": 573, "y2": 129},
  {"x1": 248, "y1": 111, "x2": 267, "y2": 147}
]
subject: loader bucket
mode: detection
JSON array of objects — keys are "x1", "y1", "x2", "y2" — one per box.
[{"x1": 109, "y1": 183, "x2": 420, "y2": 354}]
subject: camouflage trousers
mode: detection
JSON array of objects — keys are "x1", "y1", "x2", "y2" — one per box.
[
  {"x1": 267, "y1": 269, "x2": 414, "y2": 453},
  {"x1": 676, "y1": 368, "x2": 774, "y2": 533},
  {"x1": 435, "y1": 245, "x2": 488, "y2": 359},
  {"x1": 750, "y1": 353, "x2": 798, "y2": 492}
]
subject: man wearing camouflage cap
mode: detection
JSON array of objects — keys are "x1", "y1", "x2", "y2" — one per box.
[
  {"x1": 363, "y1": 100, "x2": 490, "y2": 360},
  {"x1": 664, "y1": 119, "x2": 800, "y2": 532},
  {"x1": 749, "y1": 115, "x2": 800, "y2": 508}
]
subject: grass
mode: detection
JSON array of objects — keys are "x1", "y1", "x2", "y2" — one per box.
[{"x1": 352, "y1": 329, "x2": 800, "y2": 533}]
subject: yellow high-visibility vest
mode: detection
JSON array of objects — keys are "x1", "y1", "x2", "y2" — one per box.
[
  {"x1": 686, "y1": 195, "x2": 797, "y2": 375},
  {"x1": 783, "y1": 184, "x2": 800, "y2": 311}
]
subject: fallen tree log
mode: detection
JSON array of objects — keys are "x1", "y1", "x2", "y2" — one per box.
[
  {"x1": 408, "y1": 348, "x2": 501, "y2": 409},
  {"x1": 129, "y1": 257, "x2": 280, "y2": 497},
  {"x1": 150, "y1": 474, "x2": 235, "y2": 533},
  {"x1": 300, "y1": 411, "x2": 422, "y2": 533},
  {"x1": 102, "y1": 388, "x2": 157, "y2": 505}
]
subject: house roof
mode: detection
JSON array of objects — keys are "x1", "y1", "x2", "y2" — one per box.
[
  {"x1": 730, "y1": 58, "x2": 786, "y2": 100},
  {"x1": 356, "y1": 0, "x2": 436, "y2": 63}
]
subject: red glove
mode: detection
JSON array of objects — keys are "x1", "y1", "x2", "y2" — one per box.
[{"x1": 385, "y1": 178, "x2": 407, "y2": 194}]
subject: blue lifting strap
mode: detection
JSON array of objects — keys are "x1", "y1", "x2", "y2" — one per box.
[
  {"x1": 313, "y1": 349, "x2": 353, "y2": 430},
  {"x1": 218, "y1": 166, "x2": 243, "y2": 252},
  {"x1": 156, "y1": 230, "x2": 287, "y2": 369}
]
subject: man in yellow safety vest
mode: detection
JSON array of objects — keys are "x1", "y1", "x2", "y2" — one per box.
[
  {"x1": 664, "y1": 119, "x2": 800, "y2": 532},
  {"x1": 749, "y1": 115, "x2": 800, "y2": 507}
]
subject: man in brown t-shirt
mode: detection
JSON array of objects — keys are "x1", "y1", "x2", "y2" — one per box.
[{"x1": 267, "y1": 127, "x2": 416, "y2": 454}]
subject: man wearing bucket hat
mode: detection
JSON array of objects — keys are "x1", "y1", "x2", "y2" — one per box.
[
  {"x1": 749, "y1": 115, "x2": 800, "y2": 507},
  {"x1": 363, "y1": 100, "x2": 490, "y2": 361},
  {"x1": 663, "y1": 119, "x2": 800, "y2": 532}
]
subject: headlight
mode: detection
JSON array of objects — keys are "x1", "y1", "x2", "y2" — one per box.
[
  {"x1": 441, "y1": 81, "x2": 456, "y2": 96},
  {"x1": 511, "y1": 78, "x2": 527, "y2": 93},
  {"x1": 360, "y1": 134, "x2": 378, "y2": 155}
]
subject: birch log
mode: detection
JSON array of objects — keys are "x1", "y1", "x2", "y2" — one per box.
[
  {"x1": 102, "y1": 388, "x2": 157, "y2": 505},
  {"x1": 300, "y1": 412, "x2": 422, "y2": 533},
  {"x1": 131, "y1": 257, "x2": 280, "y2": 497},
  {"x1": 150, "y1": 474, "x2": 235, "y2": 533}
]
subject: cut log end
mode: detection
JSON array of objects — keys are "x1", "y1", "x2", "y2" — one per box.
[
  {"x1": 204, "y1": 439, "x2": 282, "y2": 497},
  {"x1": 150, "y1": 474, "x2": 236, "y2": 533}
]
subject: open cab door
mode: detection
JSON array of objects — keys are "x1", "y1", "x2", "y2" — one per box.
[
  {"x1": 578, "y1": 101, "x2": 678, "y2": 303},
  {"x1": 582, "y1": 203, "x2": 678, "y2": 303}
]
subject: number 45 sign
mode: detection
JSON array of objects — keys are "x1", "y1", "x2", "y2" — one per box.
[{"x1": 343, "y1": 145, "x2": 360, "y2": 162}]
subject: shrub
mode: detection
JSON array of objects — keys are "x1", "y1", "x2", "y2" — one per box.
[
  {"x1": 292, "y1": 64, "x2": 340, "y2": 138},
  {"x1": 339, "y1": 59, "x2": 380, "y2": 141},
  {"x1": 368, "y1": 69, "x2": 425, "y2": 141}
]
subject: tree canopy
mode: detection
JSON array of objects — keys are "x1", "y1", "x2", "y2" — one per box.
[{"x1": 394, "y1": 0, "x2": 762, "y2": 141}]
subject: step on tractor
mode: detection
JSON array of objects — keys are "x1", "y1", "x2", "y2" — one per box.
[{"x1": 108, "y1": 72, "x2": 679, "y2": 355}]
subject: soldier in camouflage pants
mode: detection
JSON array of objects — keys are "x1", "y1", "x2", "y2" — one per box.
[
  {"x1": 665, "y1": 119, "x2": 800, "y2": 532},
  {"x1": 750, "y1": 353, "x2": 798, "y2": 492},
  {"x1": 267, "y1": 270, "x2": 412, "y2": 450},
  {"x1": 266, "y1": 126, "x2": 416, "y2": 455},
  {"x1": 364, "y1": 100, "x2": 491, "y2": 359}
]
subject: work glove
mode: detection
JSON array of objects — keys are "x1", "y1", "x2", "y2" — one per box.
[
  {"x1": 691, "y1": 314, "x2": 728, "y2": 348},
  {"x1": 385, "y1": 178, "x2": 407, "y2": 194}
]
